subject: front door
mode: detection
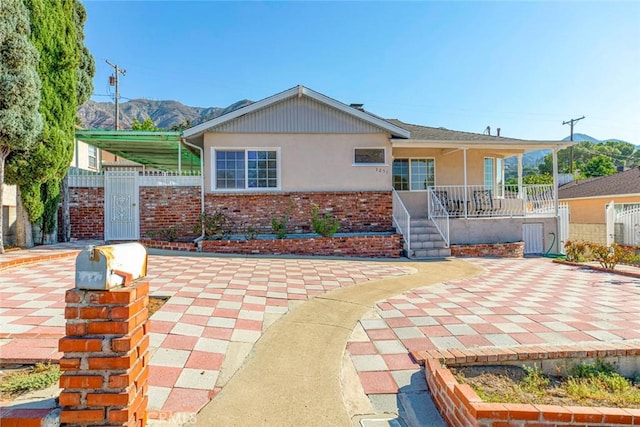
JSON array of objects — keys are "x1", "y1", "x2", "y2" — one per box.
[{"x1": 104, "y1": 171, "x2": 139, "y2": 241}]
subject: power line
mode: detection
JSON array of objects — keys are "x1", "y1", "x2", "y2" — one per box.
[{"x1": 563, "y1": 116, "x2": 585, "y2": 173}]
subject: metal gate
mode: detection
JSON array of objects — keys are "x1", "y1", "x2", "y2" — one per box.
[
  {"x1": 558, "y1": 203, "x2": 570, "y2": 254},
  {"x1": 104, "y1": 171, "x2": 139, "y2": 241},
  {"x1": 614, "y1": 206, "x2": 640, "y2": 246},
  {"x1": 523, "y1": 223, "x2": 544, "y2": 255},
  {"x1": 605, "y1": 201, "x2": 615, "y2": 247}
]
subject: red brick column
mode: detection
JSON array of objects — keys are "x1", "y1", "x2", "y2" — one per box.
[{"x1": 58, "y1": 282, "x2": 150, "y2": 426}]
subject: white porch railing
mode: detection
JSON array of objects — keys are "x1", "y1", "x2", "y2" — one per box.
[
  {"x1": 430, "y1": 184, "x2": 554, "y2": 218},
  {"x1": 427, "y1": 188, "x2": 450, "y2": 247},
  {"x1": 392, "y1": 189, "x2": 411, "y2": 254}
]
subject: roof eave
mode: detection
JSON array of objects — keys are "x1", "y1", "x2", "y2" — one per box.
[
  {"x1": 183, "y1": 85, "x2": 411, "y2": 140},
  {"x1": 391, "y1": 139, "x2": 573, "y2": 150}
]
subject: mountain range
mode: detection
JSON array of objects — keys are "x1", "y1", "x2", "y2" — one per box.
[
  {"x1": 77, "y1": 100, "x2": 630, "y2": 169},
  {"x1": 77, "y1": 98, "x2": 252, "y2": 130}
]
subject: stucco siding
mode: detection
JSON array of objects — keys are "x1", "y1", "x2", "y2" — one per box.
[
  {"x1": 450, "y1": 217, "x2": 559, "y2": 252},
  {"x1": 392, "y1": 148, "x2": 510, "y2": 186},
  {"x1": 562, "y1": 196, "x2": 640, "y2": 223},
  {"x1": 203, "y1": 133, "x2": 391, "y2": 193},
  {"x1": 212, "y1": 96, "x2": 385, "y2": 134}
]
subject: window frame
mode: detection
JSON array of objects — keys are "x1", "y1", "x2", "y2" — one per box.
[
  {"x1": 88, "y1": 145, "x2": 98, "y2": 170},
  {"x1": 212, "y1": 147, "x2": 281, "y2": 192},
  {"x1": 392, "y1": 157, "x2": 436, "y2": 191},
  {"x1": 484, "y1": 156, "x2": 505, "y2": 198},
  {"x1": 353, "y1": 147, "x2": 387, "y2": 166}
]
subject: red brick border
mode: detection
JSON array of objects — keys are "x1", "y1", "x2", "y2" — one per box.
[
  {"x1": 200, "y1": 234, "x2": 403, "y2": 258},
  {"x1": 0, "y1": 250, "x2": 80, "y2": 271},
  {"x1": 411, "y1": 344, "x2": 640, "y2": 426},
  {"x1": 451, "y1": 242, "x2": 524, "y2": 258},
  {"x1": 553, "y1": 259, "x2": 640, "y2": 279}
]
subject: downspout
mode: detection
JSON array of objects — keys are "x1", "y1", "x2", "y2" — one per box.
[
  {"x1": 181, "y1": 137, "x2": 205, "y2": 242},
  {"x1": 552, "y1": 146, "x2": 560, "y2": 252}
]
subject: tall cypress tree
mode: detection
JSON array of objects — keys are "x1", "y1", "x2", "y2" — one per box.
[
  {"x1": 0, "y1": 0, "x2": 43, "y2": 253},
  {"x1": 6, "y1": 0, "x2": 94, "y2": 245}
]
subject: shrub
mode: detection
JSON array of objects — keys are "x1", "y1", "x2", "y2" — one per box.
[
  {"x1": 588, "y1": 242, "x2": 638, "y2": 270},
  {"x1": 272, "y1": 215, "x2": 288, "y2": 239},
  {"x1": 146, "y1": 226, "x2": 179, "y2": 242},
  {"x1": 564, "y1": 240, "x2": 590, "y2": 262},
  {"x1": 311, "y1": 205, "x2": 340, "y2": 237},
  {"x1": 194, "y1": 210, "x2": 231, "y2": 240}
]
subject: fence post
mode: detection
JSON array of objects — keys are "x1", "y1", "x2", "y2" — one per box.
[{"x1": 59, "y1": 244, "x2": 150, "y2": 426}]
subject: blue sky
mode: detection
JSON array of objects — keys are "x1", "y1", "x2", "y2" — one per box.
[{"x1": 83, "y1": 1, "x2": 640, "y2": 143}]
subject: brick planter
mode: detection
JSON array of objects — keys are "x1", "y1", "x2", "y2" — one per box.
[
  {"x1": 451, "y1": 242, "x2": 524, "y2": 258},
  {"x1": 200, "y1": 234, "x2": 403, "y2": 258},
  {"x1": 59, "y1": 282, "x2": 150, "y2": 426},
  {"x1": 411, "y1": 344, "x2": 640, "y2": 426}
]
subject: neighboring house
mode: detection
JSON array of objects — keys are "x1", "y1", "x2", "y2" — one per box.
[
  {"x1": 558, "y1": 167, "x2": 640, "y2": 246},
  {"x1": 71, "y1": 138, "x2": 117, "y2": 172},
  {"x1": 70, "y1": 85, "x2": 572, "y2": 258}
]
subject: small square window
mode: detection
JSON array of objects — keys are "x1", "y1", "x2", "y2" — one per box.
[{"x1": 354, "y1": 148, "x2": 385, "y2": 165}]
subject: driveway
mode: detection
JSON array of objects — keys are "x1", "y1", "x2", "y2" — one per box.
[{"x1": 2, "y1": 244, "x2": 639, "y2": 426}]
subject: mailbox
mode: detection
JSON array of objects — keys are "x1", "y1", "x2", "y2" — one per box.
[{"x1": 75, "y1": 243, "x2": 148, "y2": 290}]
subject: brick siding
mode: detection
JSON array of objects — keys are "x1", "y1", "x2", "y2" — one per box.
[
  {"x1": 451, "y1": 242, "x2": 525, "y2": 258},
  {"x1": 204, "y1": 191, "x2": 393, "y2": 234},
  {"x1": 200, "y1": 234, "x2": 403, "y2": 258},
  {"x1": 66, "y1": 187, "x2": 105, "y2": 240},
  {"x1": 139, "y1": 186, "x2": 200, "y2": 240}
]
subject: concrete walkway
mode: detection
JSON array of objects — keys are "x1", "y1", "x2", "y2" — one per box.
[{"x1": 195, "y1": 259, "x2": 482, "y2": 426}]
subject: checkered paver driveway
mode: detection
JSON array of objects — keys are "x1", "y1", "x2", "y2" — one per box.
[
  {"x1": 0, "y1": 250, "x2": 414, "y2": 415},
  {"x1": 347, "y1": 257, "x2": 640, "y2": 398}
]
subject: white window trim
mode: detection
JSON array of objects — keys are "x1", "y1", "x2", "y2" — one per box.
[
  {"x1": 88, "y1": 145, "x2": 98, "y2": 170},
  {"x1": 352, "y1": 147, "x2": 387, "y2": 166},
  {"x1": 392, "y1": 157, "x2": 436, "y2": 192},
  {"x1": 211, "y1": 147, "x2": 281, "y2": 192},
  {"x1": 484, "y1": 156, "x2": 505, "y2": 199}
]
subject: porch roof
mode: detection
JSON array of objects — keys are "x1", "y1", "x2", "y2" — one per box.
[
  {"x1": 75, "y1": 130, "x2": 201, "y2": 172},
  {"x1": 387, "y1": 119, "x2": 572, "y2": 151}
]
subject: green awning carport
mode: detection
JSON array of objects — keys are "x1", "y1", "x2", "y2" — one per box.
[{"x1": 74, "y1": 130, "x2": 201, "y2": 173}]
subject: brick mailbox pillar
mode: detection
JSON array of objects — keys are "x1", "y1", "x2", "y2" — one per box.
[{"x1": 59, "y1": 243, "x2": 150, "y2": 427}]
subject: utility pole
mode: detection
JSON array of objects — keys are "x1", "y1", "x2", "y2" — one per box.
[
  {"x1": 563, "y1": 116, "x2": 585, "y2": 174},
  {"x1": 106, "y1": 60, "x2": 126, "y2": 130}
]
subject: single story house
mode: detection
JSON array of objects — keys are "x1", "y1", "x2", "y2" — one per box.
[
  {"x1": 558, "y1": 167, "x2": 640, "y2": 246},
  {"x1": 69, "y1": 85, "x2": 573, "y2": 258}
]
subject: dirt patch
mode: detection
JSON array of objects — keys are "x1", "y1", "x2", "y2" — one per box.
[
  {"x1": 148, "y1": 296, "x2": 169, "y2": 316},
  {"x1": 453, "y1": 365, "x2": 640, "y2": 409}
]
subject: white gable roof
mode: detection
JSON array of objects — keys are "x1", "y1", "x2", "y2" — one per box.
[{"x1": 183, "y1": 85, "x2": 410, "y2": 141}]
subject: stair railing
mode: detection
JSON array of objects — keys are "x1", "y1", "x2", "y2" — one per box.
[
  {"x1": 392, "y1": 189, "x2": 411, "y2": 256},
  {"x1": 427, "y1": 188, "x2": 450, "y2": 247}
]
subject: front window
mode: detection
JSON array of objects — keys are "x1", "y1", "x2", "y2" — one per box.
[
  {"x1": 88, "y1": 145, "x2": 97, "y2": 169},
  {"x1": 484, "y1": 157, "x2": 505, "y2": 198},
  {"x1": 354, "y1": 148, "x2": 385, "y2": 165},
  {"x1": 215, "y1": 149, "x2": 278, "y2": 190},
  {"x1": 393, "y1": 158, "x2": 435, "y2": 191}
]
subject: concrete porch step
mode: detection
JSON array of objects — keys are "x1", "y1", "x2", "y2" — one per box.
[
  {"x1": 411, "y1": 240, "x2": 448, "y2": 250},
  {"x1": 411, "y1": 247, "x2": 451, "y2": 259}
]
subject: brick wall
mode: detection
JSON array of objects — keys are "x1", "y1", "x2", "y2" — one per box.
[
  {"x1": 59, "y1": 282, "x2": 150, "y2": 426},
  {"x1": 451, "y1": 242, "x2": 524, "y2": 258},
  {"x1": 413, "y1": 345, "x2": 640, "y2": 427},
  {"x1": 205, "y1": 191, "x2": 393, "y2": 234},
  {"x1": 139, "y1": 186, "x2": 200, "y2": 240},
  {"x1": 201, "y1": 234, "x2": 403, "y2": 258},
  {"x1": 66, "y1": 187, "x2": 105, "y2": 240}
]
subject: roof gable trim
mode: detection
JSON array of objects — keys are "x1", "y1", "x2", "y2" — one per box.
[{"x1": 183, "y1": 85, "x2": 410, "y2": 139}]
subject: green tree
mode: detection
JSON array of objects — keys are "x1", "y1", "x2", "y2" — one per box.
[
  {"x1": 6, "y1": 0, "x2": 92, "y2": 246},
  {"x1": 0, "y1": 0, "x2": 43, "y2": 253},
  {"x1": 583, "y1": 154, "x2": 617, "y2": 178},
  {"x1": 131, "y1": 117, "x2": 162, "y2": 131}
]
